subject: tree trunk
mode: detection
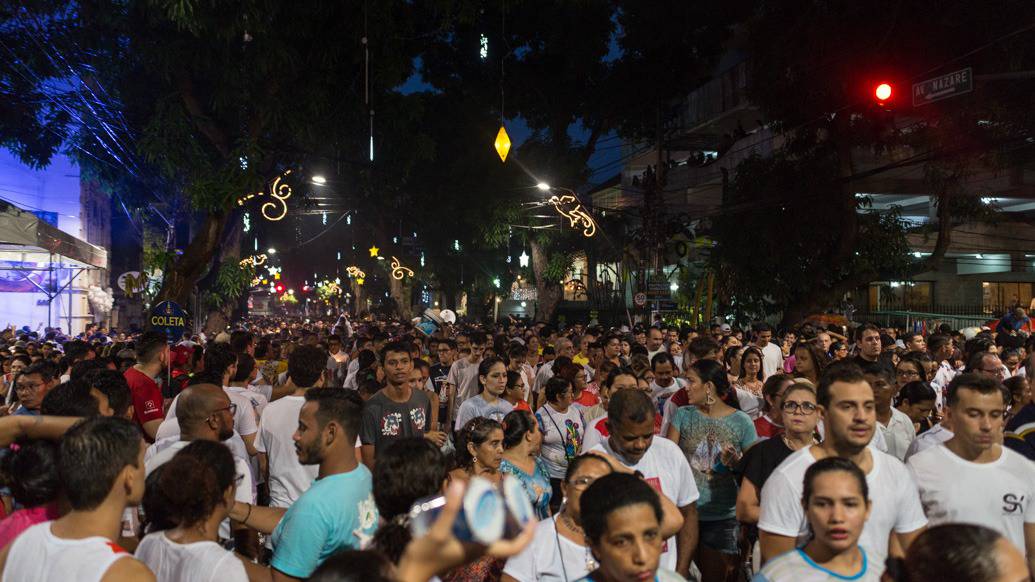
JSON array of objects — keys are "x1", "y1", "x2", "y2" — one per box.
[
  {"x1": 390, "y1": 276, "x2": 411, "y2": 319},
  {"x1": 156, "y1": 210, "x2": 230, "y2": 308},
  {"x1": 531, "y1": 240, "x2": 562, "y2": 323}
]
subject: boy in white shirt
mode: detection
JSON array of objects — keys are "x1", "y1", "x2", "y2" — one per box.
[{"x1": 907, "y1": 373, "x2": 1035, "y2": 573}]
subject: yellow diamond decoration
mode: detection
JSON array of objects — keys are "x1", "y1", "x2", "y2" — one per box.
[{"x1": 494, "y1": 125, "x2": 512, "y2": 163}]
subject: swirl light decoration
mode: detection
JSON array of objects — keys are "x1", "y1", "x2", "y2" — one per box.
[
  {"x1": 390, "y1": 256, "x2": 414, "y2": 280},
  {"x1": 548, "y1": 194, "x2": 597, "y2": 237},
  {"x1": 346, "y1": 266, "x2": 366, "y2": 279},
  {"x1": 239, "y1": 254, "x2": 267, "y2": 268},
  {"x1": 235, "y1": 170, "x2": 295, "y2": 222}
]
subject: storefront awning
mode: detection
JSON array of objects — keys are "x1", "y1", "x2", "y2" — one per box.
[{"x1": 0, "y1": 200, "x2": 107, "y2": 269}]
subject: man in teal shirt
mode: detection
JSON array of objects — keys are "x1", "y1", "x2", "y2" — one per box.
[{"x1": 229, "y1": 388, "x2": 378, "y2": 580}]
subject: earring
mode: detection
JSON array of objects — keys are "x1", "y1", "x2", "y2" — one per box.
[{"x1": 706, "y1": 391, "x2": 716, "y2": 405}]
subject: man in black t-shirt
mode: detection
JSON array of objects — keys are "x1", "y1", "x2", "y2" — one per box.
[{"x1": 428, "y1": 338, "x2": 456, "y2": 429}]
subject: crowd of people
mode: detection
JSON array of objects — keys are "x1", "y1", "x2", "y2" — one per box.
[{"x1": 0, "y1": 312, "x2": 1033, "y2": 582}]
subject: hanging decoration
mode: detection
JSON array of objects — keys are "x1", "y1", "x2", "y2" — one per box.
[
  {"x1": 493, "y1": 0, "x2": 511, "y2": 163},
  {"x1": 239, "y1": 254, "x2": 268, "y2": 268},
  {"x1": 548, "y1": 194, "x2": 597, "y2": 237},
  {"x1": 368, "y1": 245, "x2": 380, "y2": 258},
  {"x1": 346, "y1": 266, "x2": 366, "y2": 279},
  {"x1": 390, "y1": 256, "x2": 414, "y2": 280},
  {"x1": 494, "y1": 126, "x2": 511, "y2": 162},
  {"x1": 235, "y1": 169, "x2": 295, "y2": 222},
  {"x1": 518, "y1": 250, "x2": 530, "y2": 267}
]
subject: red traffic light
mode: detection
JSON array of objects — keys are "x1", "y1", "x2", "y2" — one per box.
[
  {"x1": 275, "y1": 284, "x2": 285, "y2": 293},
  {"x1": 874, "y1": 83, "x2": 893, "y2": 102}
]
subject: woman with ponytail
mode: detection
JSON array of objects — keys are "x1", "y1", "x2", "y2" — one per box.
[{"x1": 136, "y1": 440, "x2": 249, "y2": 582}]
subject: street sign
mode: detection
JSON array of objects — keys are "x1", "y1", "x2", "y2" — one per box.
[
  {"x1": 149, "y1": 300, "x2": 189, "y2": 343},
  {"x1": 913, "y1": 67, "x2": 973, "y2": 107},
  {"x1": 634, "y1": 292, "x2": 647, "y2": 307},
  {"x1": 646, "y1": 277, "x2": 670, "y2": 299}
]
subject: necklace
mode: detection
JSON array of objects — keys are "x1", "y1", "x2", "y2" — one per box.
[
  {"x1": 557, "y1": 513, "x2": 598, "y2": 574},
  {"x1": 781, "y1": 433, "x2": 816, "y2": 451}
]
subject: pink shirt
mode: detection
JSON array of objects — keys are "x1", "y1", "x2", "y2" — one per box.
[{"x1": 0, "y1": 504, "x2": 60, "y2": 550}]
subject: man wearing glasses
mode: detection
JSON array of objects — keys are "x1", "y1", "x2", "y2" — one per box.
[
  {"x1": 143, "y1": 383, "x2": 256, "y2": 547},
  {"x1": 11, "y1": 361, "x2": 60, "y2": 416}
]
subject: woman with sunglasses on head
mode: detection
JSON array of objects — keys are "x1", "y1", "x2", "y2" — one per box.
[{"x1": 752, "y1": 457, "x2": 880, "y2": 581}]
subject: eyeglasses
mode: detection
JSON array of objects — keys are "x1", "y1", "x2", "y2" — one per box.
[
  {"x1": 209, "y1": 403, "x2": 238, "y2": 418},
  {"x1": 15, "y1": 381, "x2": 42, "y2": 393},
  {"x1": 781, "y1": 400, "x2": 818, "y2": 415},
  {"x1": 896, "y1": 369, "x2": 921, "y2": 379}
]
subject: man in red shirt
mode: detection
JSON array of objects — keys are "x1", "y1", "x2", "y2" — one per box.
[{"x1": 123, "y1": 332, "x2": 168, "y2": 441}]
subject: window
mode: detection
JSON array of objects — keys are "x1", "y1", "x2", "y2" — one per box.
[
  {"x1": 982, "y1": 282, "x2": 1033, "y2": 314},
  {"x1": 868, "y1": 282, "x2": 933, "y2": 311}
]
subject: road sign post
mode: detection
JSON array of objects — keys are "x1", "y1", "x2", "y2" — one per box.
[{"x1": 913, "y1": 67, "x2": 973, "y2": 107}]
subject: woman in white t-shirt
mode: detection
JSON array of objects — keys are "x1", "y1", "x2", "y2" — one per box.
[
  {"x1": 502, "y1": 455, "x2": 613, "y2": 582},
  {"x1": 137, "y1": 440, "x2": 249, "y2": 582},
  {"x1": 536, "y1": 376, "x2": 587, "y2": 513}
]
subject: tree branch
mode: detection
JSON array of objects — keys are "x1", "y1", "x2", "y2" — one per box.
[{"x1": 175, "y1": 68, "x2": 231, "y2": 158}]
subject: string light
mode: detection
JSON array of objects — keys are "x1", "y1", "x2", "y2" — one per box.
[
  {"x1": 243, "y1": 212, "x2": 251, "y2": 232},
  {"x1": 390, "y1": 256, "x2": 414, "y2": 280},
  {"x1": 548, "y1": 194, "x2": 597, "y2": 237}
]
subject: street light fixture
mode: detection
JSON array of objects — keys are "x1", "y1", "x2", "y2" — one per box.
[
  {"x1": 311, "y1": 175, "x2": 327, "y2": 185},
  {"x1": 536, "y1": 182, "x2": 551, "y2": 192},
  {"x1": 267, "y1": 248, "x2": 277, "y2": 254}
]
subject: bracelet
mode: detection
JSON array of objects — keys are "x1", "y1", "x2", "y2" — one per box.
[
  {"x1": 242, "y1": 503, "x2": 252, "y2": 526},
  {"x1": 633, "y1": 470, "x2": 644, "y2": 479}
]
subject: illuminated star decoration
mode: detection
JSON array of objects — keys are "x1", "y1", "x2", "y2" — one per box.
[
  {"x1": 390, "y1": 256, "x2": 414, "y2": 280},
  {"x1": 548, "y1": 194, "x2": 597, "y2": 237},
  {"x1": 368, "y1": 245, "x2": 380, "y2": 258},
  {"x1": 518, "y1": 250, "x2": 529, "y2": 267}
]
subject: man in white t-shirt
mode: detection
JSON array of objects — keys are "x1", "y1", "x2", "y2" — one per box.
[
  {"x1": 145, "y1": 384, "x2": 256, "y2": 547},
  {"x1": 907, "y1": 373, "x2": 1035, "y2": 572},
  {"x1": 752, "y1": 323, "x2": 783, "y2": 380},
  {"x1": 646, "y1": 327, "x2": 666, "y2": 362},
  {"x1": 648, "y1": 353, "x2": 685, "y2": 419},
  {"x1": 257, "y1": 345, "x2": 323, "y2": 508},
  {"x1": 862, "y1": 363, "x2": 916, "y2": 461},
  {"x1": 445, "y1": 332, "x2": 486, "y2": 423},
  {"x1": 589, "y1": 389, "x2": 699, "y2": 579},
  {"x1": 0, "y1": 417, "x2": 155, "y2": 581},
  {"x1": 758, "y1": 363, "x2": 927, "y2": 573}
]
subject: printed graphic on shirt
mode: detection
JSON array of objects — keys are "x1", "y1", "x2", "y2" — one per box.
[
  {"x1": 355, "y1": 494, "x2": 378, "y2": 547},
  {"x1": 643, "y1": 476, "x2": 669, "y2": 553},
  {"x1": 143, "y1": 399, "x2": 161, "y2": 416},
  {"x1": 381, "y1": 412, "x2": 403, "y2": 436},
  {"x1": 409, "y1": 407, "x2": 427, "y2": 432}
]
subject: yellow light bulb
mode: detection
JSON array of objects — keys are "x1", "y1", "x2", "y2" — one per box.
[{"x1": 494, "y1": 125, "x2": 512, "y2": 163}]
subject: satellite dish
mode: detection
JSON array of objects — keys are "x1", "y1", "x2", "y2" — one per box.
[{"x1": 440, "y1": 309, "x2": 457, "y2": 324}]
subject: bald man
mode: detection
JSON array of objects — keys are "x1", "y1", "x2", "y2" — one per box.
[{"x1": 142, "y1": 384, "x2": 256, "y2": 550}]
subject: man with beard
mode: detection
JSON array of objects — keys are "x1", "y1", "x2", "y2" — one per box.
[{"x1": 227, "y1": 388, "x2": 378, "y2": 580}]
